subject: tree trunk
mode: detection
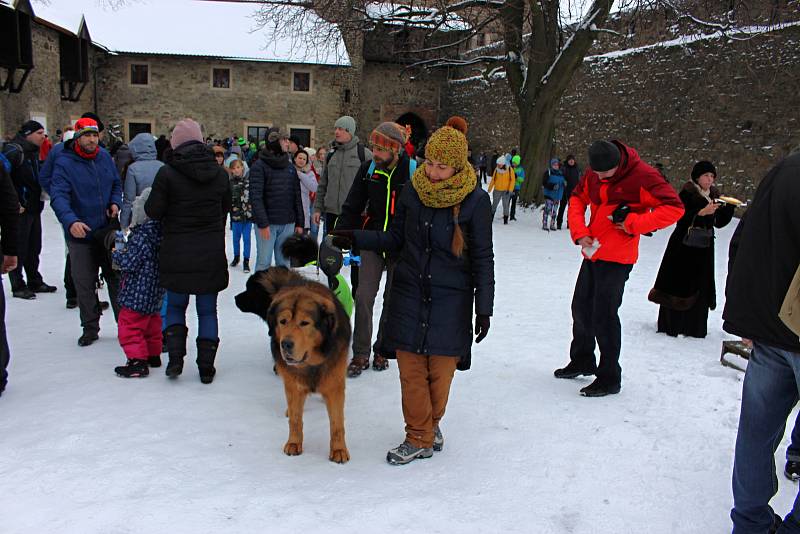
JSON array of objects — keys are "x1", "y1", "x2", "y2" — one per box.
[{"x1": 518, "y1": 95, "x2": 558, "y2": 205}]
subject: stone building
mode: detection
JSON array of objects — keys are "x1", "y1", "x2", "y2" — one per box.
[{"x1": 0, "y1": 0, "x2": 442, "y2": 149}]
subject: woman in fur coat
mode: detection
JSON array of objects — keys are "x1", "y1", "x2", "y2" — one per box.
[{"x1": 648, "y1": 161, "x2": 735, "y2": 338}]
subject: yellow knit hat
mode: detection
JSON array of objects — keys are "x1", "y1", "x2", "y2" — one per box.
[{"x1": 424, "y1": 121, "x2": 468, "y2": 170}]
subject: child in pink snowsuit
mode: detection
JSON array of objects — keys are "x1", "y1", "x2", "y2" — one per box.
[{"x1": 113, "y1": 189, "x2": 164, "y2": 378}]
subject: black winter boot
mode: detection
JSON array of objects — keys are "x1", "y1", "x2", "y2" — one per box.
[
  {"x1": 164, "y1": 324, "x2": 188, "y2": 378},
  {"x1": 242, "y1": 259, "x2": 250, "y2": 273},
  {"x1": 115, "y1": 359, "x2": 149, "y2": 378},
  {"x1": 503, "y1": 216, "x2": 508, "y2": 225},
  {"x1": 230, "y1": 255, "x2": 240, "y2": 267},
  {"x1": 196, "y1": 338, "x2": 219, "y2": 384}
]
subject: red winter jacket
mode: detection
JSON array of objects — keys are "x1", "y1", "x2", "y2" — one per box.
[{"x1": 568, "y1": 141, "x2": 684, "y2": 265}]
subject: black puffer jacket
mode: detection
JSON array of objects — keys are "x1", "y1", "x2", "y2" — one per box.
[
  {"x1": 723, "y1": 153, "x2": 800, "y2": 353},
  {"x1": 144, "y1": 141, "x2": 231, "y2": 295},
  {"x1": 2, "y1": 136, "x2": 43, "y2": 213},
  {"x1": 249, "y1": 149, "x2": 304, "y2": 229},
  {"x1": 355, "y1": 183, "x2": 495, "y2": 370}
]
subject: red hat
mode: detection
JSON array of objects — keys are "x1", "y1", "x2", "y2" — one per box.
[{"x1": 74, "y1": 118, "x2": 100, "y2": 138}]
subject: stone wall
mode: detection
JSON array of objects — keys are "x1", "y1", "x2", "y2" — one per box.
[
  {"x1": 444, "y1": 25, "x2": 800, "y2": 202},
  {"x1": 1, "y1": 23, "x2": 97, "y2": 140},
  {"x1": 96, "y1": 54, "x2": 347, "y2": 148}
]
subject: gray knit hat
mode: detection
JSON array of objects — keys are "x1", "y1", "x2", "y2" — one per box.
[{"x1": 334, "y1": 116, "x2": 356, "y2": 136}]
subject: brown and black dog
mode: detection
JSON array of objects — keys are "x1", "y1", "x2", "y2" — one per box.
[{"x1": 235, "y1": 267, "x2": 352, "y2": 463}]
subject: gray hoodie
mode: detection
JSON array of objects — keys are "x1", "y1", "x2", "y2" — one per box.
[
  {"x1": 121, "y1": 133, "x2": 164, "y2": 228},
  {"x1": 313, "y1": 135, "x2": 372, "y2": 216}
]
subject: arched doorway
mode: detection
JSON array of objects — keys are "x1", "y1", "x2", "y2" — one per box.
[{"x1": 395, "y1": 112, "x2": 428, "y2": 152}]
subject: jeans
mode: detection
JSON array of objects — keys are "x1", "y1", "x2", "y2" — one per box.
[
  {"x1": 491, "y1": 191, "x2": 512, "y2": 218},
  {"x1": 254, "y1": 223, "x2": 293, "y2": 271},
  {"x1": 231, "y1": 221, "x2": 252, "y2": 259},
  {"x1": 165, "y1": 291, "x2": 219, "y2": 340},
  {"x1": 309, "y1": 205, "x2": 319, "y2": 241},
  {"x1": 732, "y1": 341, "x2": 800, "y2": 534},
  {"x1": 568, "y1": 259, "x2": 632, "y2": 386},
  {"x1": 788, "y1": 412, "x2": 800, "y2": 462}
]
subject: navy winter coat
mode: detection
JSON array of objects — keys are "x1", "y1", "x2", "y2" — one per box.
[
  {"x1": 50, "y1": 141, "x2": 122, "y2": 242},
  {"x1": 114, "y1": 220, "x2": 164, "y2": 314},
  {"x1": 144, "y1": 141, "x2": 231, "y2": 295},
  {"x1": 3, "y1": 136, "x2": 44, "y2": 213},
  {"x1": 249, "y1": 150, "x2": 304, "y2": 228},
  {"x1": 355, "y1": 183, "x2": 495, "y2": 370}
]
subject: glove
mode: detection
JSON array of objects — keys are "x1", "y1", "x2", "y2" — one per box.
[
  {"x1": 475, "y1": 314, "x2": 490, "y2": 344},
  {"x1": 328, "y1": 228, "x2": 354, "y2": 251},
  {"x1": 611, "y1": 203, "x2": 631, "y2": 223}
]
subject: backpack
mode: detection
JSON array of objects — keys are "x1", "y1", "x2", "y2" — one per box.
[
  {"x1": 1, "y1": 142, "x2": 25, "y2": 171},
  {"x1": 365, "y1": 157, "x2": 417, "y2": 178},
  {"x1": 0, "y1": 152, "x2": 11, "y2": 174}
]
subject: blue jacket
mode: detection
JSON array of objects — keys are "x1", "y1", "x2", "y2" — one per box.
[
  {"x1": 50, "y1": 141, "x2": 122, "y2": 241},
  {"x1": 114, "y1": 220, "x2": 164, "y2": 314},
  {"x1": 121, "y1": 133, "x2": 164, "y2": 228},
  {"x1": 543, "y1": 168, "x2": 567, "y2": 201},
  {"x1": 39, "y1": 141, "x2": 66, "y2": 195}
]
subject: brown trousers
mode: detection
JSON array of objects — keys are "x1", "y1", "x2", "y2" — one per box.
[{"x1": 396, "y1": 350, "x2": 458, "y2": 448}]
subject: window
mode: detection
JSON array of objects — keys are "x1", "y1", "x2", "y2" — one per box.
[
  {"x1": 344, "y1": 88, "x2": 351, "y2": 103},
  {"x1": 289, "y1": 127, "x2": 312, "y2": 149},
  {"x1": 212, "y1": 67, "x2": 231, "y2": 89},
  {"x1": 292, "y1": 71, "x2": 311, "y2": 93},
  {"x1": 127, "y1": 121, "x2": 152, "y2": 141},
  {"x1": 246, "y1": 125, "x2": 271, "y2": 143},
  {"x1": 0, "y1": 0, "x2": 34, "y2": 93},
  {"x1": 130, "y1": 63, "x2": 149, "y2": 86},
  {"x1": 59, "y1": 22, "x2": 91, "y2": 101}
]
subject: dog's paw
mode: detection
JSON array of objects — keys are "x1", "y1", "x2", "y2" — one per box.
[
  {"x1": 329, "y1": 447, "x2": 350, "y2": 464},
  {"x1": 283, "y1": 441, "x2": 303, "y2": 456}
]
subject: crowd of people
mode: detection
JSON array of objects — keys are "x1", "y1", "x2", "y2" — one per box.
[{"x1": 1, "y1": 110, "x2": 800, "y2": 530}]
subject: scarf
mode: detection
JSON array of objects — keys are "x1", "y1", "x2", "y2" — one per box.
[
  {"x1": 74, "y1": 142, "x2": 99, "y2": 160},
  {"x1": 411, "y1": 164, "x2": 477, "y2": 209}
]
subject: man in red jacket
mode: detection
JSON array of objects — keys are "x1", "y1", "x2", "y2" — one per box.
[{"x1": 554, "y1": 140, "x2": 684, "y2": 397}]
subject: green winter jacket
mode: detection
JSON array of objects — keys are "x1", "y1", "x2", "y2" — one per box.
[{"x1": 514, "y1": 166, "x2": 525, "y2": 191}]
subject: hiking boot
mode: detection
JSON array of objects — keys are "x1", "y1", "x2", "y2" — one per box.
[
  {"x1": 433, "y1": 426, "x2": 444, "y2": 452},
  {"x1": 12, "y1": 288, "x2": 36, "y2": 300},
  {"x1": 230, "y1": 255, "x2": 240, "y2": 268},
  {"x1": 115, "y1": 359, "x2": 149, "y2": 378},
  {"x1": 78, "y1": 332, "x2": 99, "y2": 347},
  {"x1": 347, "y1": 355, "x2": 370, "y2": 378},
  {"x1": 243, "y1": 259, "x2": 251, "y2": 273},
  {"x1": 164, "y1": 324, "x2": 188, "y2": 378},
  {"x1": 196, "y1": 337, "x2": 219, "y2": 384},
  {"x1": 554, "y1": 362, "x2": 596, "y2": 379},
  {"x1": 785, "y1": 460, "x2": 800, "y2": 481},
  {"x1": 66, "y1": 298, "x2": 78, "y2": 309},
  {"x1": 372, "y1": 354, "x2": 390, "y2": 371},
  {"x1": 580, "y1": 378, "x2": 621, "y2": 397},
  {"x1": 386, "y1": 441, "x2": 433, "y2": 465},
  {"x1": 29, "y1": 282, "x2": 57, "y2": 293},
  {"x1": 147, "y1": 355, "x2": 162, "y2": 368}
]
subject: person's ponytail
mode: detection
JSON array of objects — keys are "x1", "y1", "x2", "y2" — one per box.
[{"x1": 451, "y1": 204, "x2": 465, "y2": 257}]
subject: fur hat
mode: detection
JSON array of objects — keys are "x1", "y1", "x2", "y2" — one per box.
[
  {"x1": 588, "y1": 141, "x2": 621, "y2": 172},
  {"x1": 424, "y1": 118, "x2": 469, "y2": 170},
  {"x1": 334, "y1": 116, "x2": 356, "y2": 136},
  {"x1": 130, "y1": 188, "x2": 152, "y2": 228},
  {"x1": 691, "y1": 160, "x2": 716, "y2": 182},
  {"x1": 170, "y1": 119, "x2": 203, "y2": 149},
  {"x1": 369, "y1": 122, "x2": 407, "y2": 154}
]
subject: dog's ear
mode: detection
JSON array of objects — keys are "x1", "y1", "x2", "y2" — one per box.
[
  {"x1": 280, "y1": 234, "x2": 319, "y2": 267},
  {"x1": 266, "y1": 302, "x2": 278, "y2": 337},
  {"x1": 316, "y1": 300, "x2": 338, "y2": 354},
  {"x1": 235, "y1": 277, "x2": 271, "y2": 320}
]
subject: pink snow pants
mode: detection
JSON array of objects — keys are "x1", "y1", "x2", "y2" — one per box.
[{"x1": 118, "y1": 308, "x2": 162, "y2": 361}]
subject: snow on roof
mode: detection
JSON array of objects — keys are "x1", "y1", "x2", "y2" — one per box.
[
  {"x1": 28, "y1": 0, "x2": 350, "y2": 66},
  {"x1": 364, "y1": 2, "x2": 469, "y2": 32}
]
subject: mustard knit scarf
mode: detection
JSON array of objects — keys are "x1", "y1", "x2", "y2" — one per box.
[{"x1": 411, "y1": 164, "x2": 477, "y2": 209}]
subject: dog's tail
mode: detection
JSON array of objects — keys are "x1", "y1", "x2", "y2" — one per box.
[{"x1": 281, "y1": 234, "x2": 319, "y2": 268}]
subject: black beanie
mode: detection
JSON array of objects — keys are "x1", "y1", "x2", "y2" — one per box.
[
  {"x1": 588, "y1": 141, "x2": 621, "y2": 172},
  {"x1": 19, "y1": 120, "x2": 44, "y2": 137},
  {"x1": 80, "y1": 112, "x2": 104, "y2": 133},
  {"x1": 691, "y1": 160, "x2": 716, "y2": 182}
]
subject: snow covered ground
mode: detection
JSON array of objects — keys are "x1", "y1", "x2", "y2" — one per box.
[{"x1": 1, "y1": 205, "x2": 797, "y2": 533}]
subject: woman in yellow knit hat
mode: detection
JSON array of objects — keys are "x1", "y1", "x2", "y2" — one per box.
[{"x1": 331, "y1": 117, "x2": 495, "y2": 465}]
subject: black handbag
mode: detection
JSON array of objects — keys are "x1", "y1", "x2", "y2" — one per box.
[{"x1": 682, "y1": 214, "x2": 713, "y2": 248}]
